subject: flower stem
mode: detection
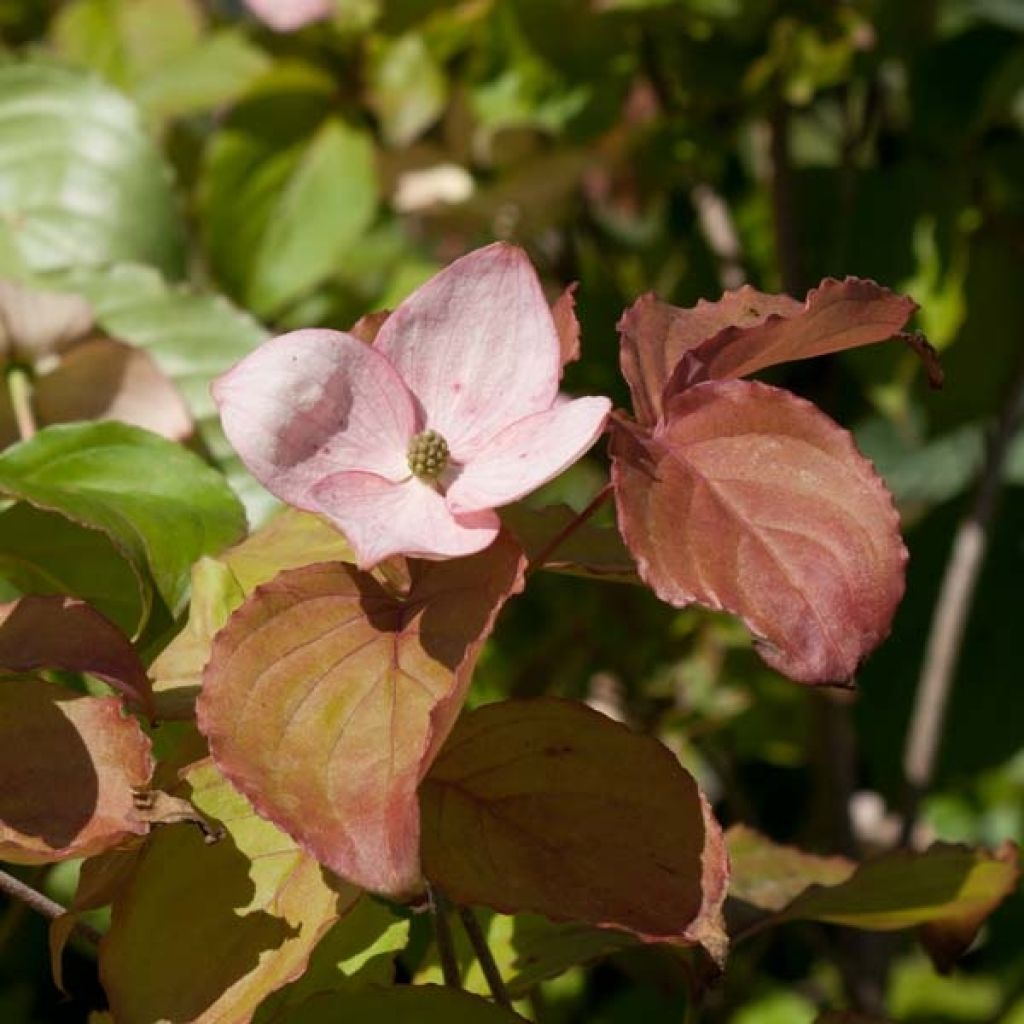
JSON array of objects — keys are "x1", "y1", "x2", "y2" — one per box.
[
  {"x1": 0, "y1": 867, "x2": 101, "y2": 946},
  {"x1": 427, "y1": 883, "x2": 461, "y2": 989},
  {"x1": 525, "y1": 483, "x2": 613, "y2": 577},
  {"x1": 6, "y1": 365, "x2": 37, "y2": 441},
  {"x1": 458, "y1": 905, "x2": 513, "y2": 1009}
]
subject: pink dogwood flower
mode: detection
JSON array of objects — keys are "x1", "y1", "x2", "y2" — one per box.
[
  {"x1": 243, "y1": 0, "x2": 332, "y2": 33},
  {"x1": 214, "y1": 244, "x2": 611, "y2": 567}
]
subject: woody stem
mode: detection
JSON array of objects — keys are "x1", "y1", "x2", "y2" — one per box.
[
  {"x1": 427, "y1": 883, "x2": 461, "y2": 989},
  {"x1": 458, "y1": 905, "x2": 513, "y2": 1008},
  {"x1": 526, "y1": 483, "x2": 613, "y2": 577},
  {"x1": 0, "y1": 867, "x2": 101, "y2": 946}
]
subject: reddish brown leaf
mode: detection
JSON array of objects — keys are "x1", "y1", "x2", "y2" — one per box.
[
  {"x1": 349, "y1": 309, "x2": 391, "y2": 345},
  {"x1": 419, "y1": 697, "x2": 712, "y2": 942},
  {"x1": 198, "y1": 534, "x2": 525, "y2": 897},
  {"x1": 611, "y1": 380, "x2": 906, "y2": 683},
  {"x1": 0, "y1": 595, "x2": 153, "y2": 716},
  {"x1": 551, "y1": 283, "x2": 581, "y2": 371},
  {"x1": 619, "y1": 287, "x2": 801, "y2": 426},
  {"x1": 619, "y1": 279, "x2": 918, "y2": 426},
  {"x1": 686, "y1": 791, "x2": 730, "y2": 966},
  {"x1": 0, "y1": 678, "x2": 152, "y2": 863}
]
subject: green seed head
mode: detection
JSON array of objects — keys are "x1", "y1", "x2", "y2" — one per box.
[{"x1": 407, "y1": 429, "x2": 450, "y2": 480}]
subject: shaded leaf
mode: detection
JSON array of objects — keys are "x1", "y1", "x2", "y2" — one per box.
[
  {"x1": 253, "y1": 898, "x2": 409, "y2": 1021},
  {"x1": 729, "y1": 827, "x2": 1020, "y2": 968},
  {"x1": 727, "y1": 824, "x2": 854, "y2": 913},
  {"x1": 500, "y1": 502, "x2": 637, "y2": 583},
  {"x1": 198, "y1": 534, "x2": 526, "y2": 896},
  {"x1": 552, "y1": 283, "x2": 582, "y2": 371},
  {"x1": 266, "y1": 985, "x2": 528, "y2": 1023},
  {"x1": 0, "y1": 503, "x2": 148, "y2": 638},
  {"x1": 102, "y1": 759, "x2": 360, "y2": 1024},
  {"x1": 0, "y1": 64, "x2": 184, "y2": 276},
  {"x1": 611, "y1": 380, "x2": 906, "y2": 683},
  {"x1": 0, "y1": 595, "x2": 153, "y2": 716},
  {"x1": 0, "y1": 678, "x2": 152, "y2": 863},
  {"x1": 420, "y1": 697, "x2": 711, "y2": 941},
  {"x1": 0, "y1": 422, "x2": 247, "y2": 620},
  {"x1": 619, "y1": 279, "x2": 917, "y2": 427}
]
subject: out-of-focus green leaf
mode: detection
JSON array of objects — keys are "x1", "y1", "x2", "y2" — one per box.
[
  {"x1": 0, "y1": 423, "x2": 246, "y2": 619},
  {"x1": 102, "y1": 759, "x2": 361, "y2": 1024},
  {"x1": 0, "y1": 64, "x2": 184, "y2": 276},
  {"x1": 53, "y1": 0, "x2": 269, "y2": 119},
  {"x1": 50, "y1": 263, "x2": 272, "y2": 522},
  {"x1": 369, "y1": 33, "x2": 448, "y2": 146},
  {"x1": 200, "y1": 64, "x2": 377, "y2": 318}
]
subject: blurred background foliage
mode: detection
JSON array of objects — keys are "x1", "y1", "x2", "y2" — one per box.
[{"x1": 0, "y1": 0, "x2": 1022, "y2": 1021}]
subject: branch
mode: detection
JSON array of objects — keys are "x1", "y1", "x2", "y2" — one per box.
[
  {"x1": 901, "y1": 353, "x2": 1024, "y2": 843},
  {"x1": 525, "y1": 483, "x2": 613, "y2": 578},
  {"x1": 458, "y1": 905, "x2": 513, "y2": 1009},
  {"x1": 427, "y1": 883, "x2": 462, "y2": 989},
  {"x1": 0, "y1": 867, "x2": 101, "y2": 946}
]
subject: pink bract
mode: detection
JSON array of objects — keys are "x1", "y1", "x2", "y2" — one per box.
[
  {"x1": 243, "y1": 0, "x2": 332, "y2": 32},
  {"x1": 213, "y1": 243, "x2": 611, "y2": 567}
]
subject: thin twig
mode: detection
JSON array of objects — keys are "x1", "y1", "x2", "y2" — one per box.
[
  {"x1": 6, "y1": 366, "x2": 37, "y2": 441},
  {"x1": 458, "y1": 905, "x2": 513, "y2": 1009},
  {"x1": 901, "y1": 353, "x2": 1024, "y2": 844},
  {"x1": 525, "y1": 483, "x2": 613, "y2": 578},
  {"x1": 0, "y1": 867, "x2": 102, "y2": 946},
  {"x1": 428, "y1": 883, "x2": 462, "y2": 989}
]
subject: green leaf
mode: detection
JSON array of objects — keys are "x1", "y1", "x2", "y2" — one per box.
[
  {"x1": 266, "y1": 986, "x2": 528, "y2": 1023},
  {"x1": 199, "y1": 64, "x2": 378, "y2": 317},
  {"x1": 102, "y1": 759, "x2": 361, "y2": 1024},
  {"x1": 368, "y1": 33, "x2": 448, "y2": 146},
  {"x1": 50, "y1": 263, "x2": 273, "y2": 523},
  {"x1": 0, "y1": 503, "x2": 147, "y2": 636},
  {"x1": 0, "y1": 64, "x2": 184, "y2": 277},
  {"x1": 253, "y1": 898, "x2": 409, "y2": 1021},
  {"x1": 0, "y1": 423, "x2": 246, "y2": 619}
]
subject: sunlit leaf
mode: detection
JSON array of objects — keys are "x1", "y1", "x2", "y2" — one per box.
[
  {"x1": 150, "y1": 508, "x2": 353, "y2": 718},
  {"x1": 0, "y1": 422, "x2": 247, "y2": 620},
  {"x1": 102, "y1": 759, "x2": 360, "y2": 1024},
  {"x1": 420, "y1": 697, "x2": 713, "y2": 941},
  {"x1": 51, "y1": 263, "x2": 272, "y2": 523},
  {"x1": 0, "y1": 64, "x2": 184, "y2": 276},
  {"x1": 253, "y1": 898, "x2": 409, "y2": 1021},
  {"x1": 611, "y1": 381, "x2": 906, "y2": 683},
  {"x1": 0, "y1": 595, "x2": 153, "y2": 716},
  {"x1": 368, "y1": 33, "x2": 448, "y2": 147},
  {"x1": 199, "y1": 534, "x2": 526, "y2": 896},
  {"x1": 619, "y1": 279, "x2": 918, "y2": 427},
  {"x1": 0, "y1": 678, "x2": 152, "y2": 863},
  {"x1": 199, "y1": 64, "x2": 378, "y2": 317}
]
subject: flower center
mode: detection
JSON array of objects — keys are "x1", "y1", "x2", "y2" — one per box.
[{"x1": 407, "y1": 429, "x2": 450, "y2": 480}]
